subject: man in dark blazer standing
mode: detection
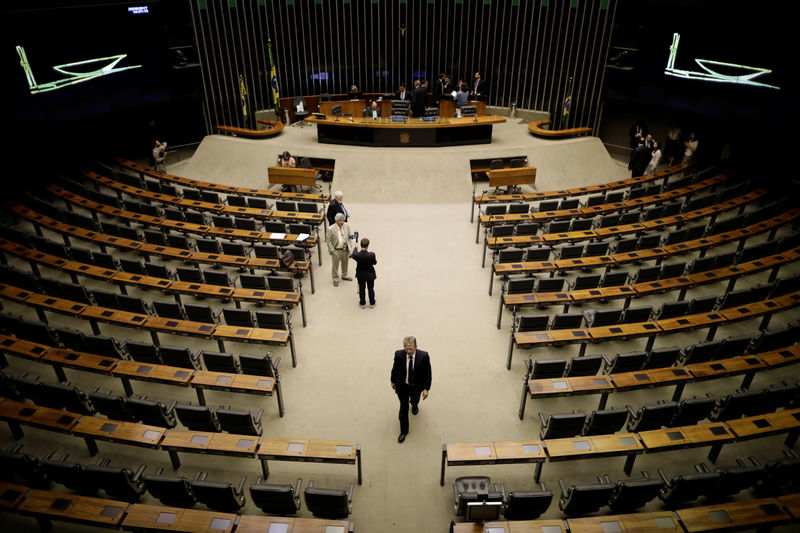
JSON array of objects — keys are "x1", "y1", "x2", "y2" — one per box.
[
  {"x1": 411, "y1": 79, "x2": 428, "y2": 117},
  {"x1": 350, "y1": 237, "x2": 377, "y2": 308},
  {"x1": 470, "y1": 71, "x2": 487, "y2": 101},
  {"x1": 395, "y1": 83, "x2": 410, "y2": 101},
  {"x1": 390, "y1": 336, "x2": 432, "y2": 443},
  {"x1": 326, "y1": 190, "x2": 348, "y2": 226}
]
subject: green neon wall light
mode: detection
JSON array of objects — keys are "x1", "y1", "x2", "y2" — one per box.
[
  {"x1": 17, "y1": 45, "x2": 141, "y2": 95},
  {"x1": 664, "y1": 33, "x2": 779, "y2": 90}
]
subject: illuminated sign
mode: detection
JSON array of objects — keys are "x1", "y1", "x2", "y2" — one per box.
[
  {"x1": 664, "y1": 33, "x2": 779, "y2": 90},
  {"x1": 128, "y1": 6, "x2": 149, "y2": 14},
  {"x1": 16, "y1": 45, "x2": 141, "y2": 95}
]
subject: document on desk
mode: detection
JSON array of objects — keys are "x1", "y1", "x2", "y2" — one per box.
[
  {"x1": 297, "y1": 233, "x2": 309, "y2": 241},
  {"x1": 268, "y1": 524, "x2": 289, "y2": 533},
  {"x1": 325, "y1": 527, "x2": 346, "y2": 533},
  {"x1": 269, "y1": 233, "x2": 286, "y2": 239}
]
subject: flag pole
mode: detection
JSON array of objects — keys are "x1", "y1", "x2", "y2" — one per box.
[{"x1": 268, "y1": 40, "x2": 280, "y2": 119}]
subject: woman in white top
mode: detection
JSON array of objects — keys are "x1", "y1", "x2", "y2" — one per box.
[
  {"x1": 646, "y1": 140, "x2": 662, "y2": 175},
  {"x1": 683, "y1": 132, "x2": 698, "y2": 162}
]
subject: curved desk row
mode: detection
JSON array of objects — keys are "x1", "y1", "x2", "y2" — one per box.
[
  {"x1": 214, "y1": 119, "x2": 284, "y2": 138},
  {"x1": 304, "y1": 115, "x2": 506, "y2": 147}
]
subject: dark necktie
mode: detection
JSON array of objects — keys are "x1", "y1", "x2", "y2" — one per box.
[{"x1": 407, "y1": 356, "x2": 414, "y2": 387}]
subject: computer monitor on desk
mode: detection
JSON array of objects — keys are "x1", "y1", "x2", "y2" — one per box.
[
  {"x1": 461, "y1": 105, "x2": 478, "y2": 117},
  {"x1": 465, "y1": 500, "x2": 502, "y2": 522},
  {"x1": 331, "y1": 104, "x2": 343, "y2": 117}
]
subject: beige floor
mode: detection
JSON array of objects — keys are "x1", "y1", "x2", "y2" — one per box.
[{"x1": 2, "y1": 120, "x2": 799, "y2": 532}]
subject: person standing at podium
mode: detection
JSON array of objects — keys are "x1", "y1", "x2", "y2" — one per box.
[
  {"x1": 395, "y1": 83, "x2": 410, "y2": 101},
  {"x1": 470, "y1": 71, "x2": 487, "y2": 101}
]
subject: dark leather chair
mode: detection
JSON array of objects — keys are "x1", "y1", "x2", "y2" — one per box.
[
  {"x1": 558, "y1": 476, "x2": 614, "y2": 515},
  {"x1": 582, "y1": 407, "x2": 628, "y2": 436},
  {"x1": 0, "y1": 444, "x2": 48, "y2": 487},
  {"x1": 191, "y1": 473, "x2": 247, "y2": 512},
  {"x1": 153, "y1": 300, "x2": 185, "y2": 320},
  {"x1": 217, "y1": 407, "x2": 263, "y2": 436},
  {"x1": 603, "y1": 351, "x2": 647, "y2": 374},
  {"x1": 84, "y1": 334, "x2": 126, "y2": 359},
  {"x1": 126, "y1": 397, "x2": 177, "y2": 428},
  {"x1": 608, "y1": 472, "x2": 664, "y2": 512},
  {"x1": 499, "y1": 482, "x2": 553, "y2": 520},
  {"x1": 531, "y1": 358, "x2": 567, "y2": 379},
  {"x1": 223, "y1": 308, "x2": 255, "y2": 328},
  {"x1": 671, "y1": 396, "x2": 716, "y2": 427},
  {"x1": 89, "y1": 390, "x2": 138, "y2": 423},
  {"x1": 184, "y1": 304, "x2": 222, "y2": 325},
  {"x1": 42, "y1": 452, "x2": 94, "y2": 493},
  {"x1": 175, "y1": 404, "x2": 221, "y2": 432},
  {"x1": 539, "y1": 412, "x2": 586, "y2": 439},
  {"x1": 565, "y1": 355, "x2": 603, "y2": 377},
  {"x1": 658, "y1": 465, "x2": 721, "y2": 507},
  {"x1": 644, "y1": 346, "x2": 682, "y2": 369},
  {"x1": 583, "y1": 309, "x2": 622, "y2": 328},
  {"x1": 39, "y1": 381, "x2": 96, "y2": 414},
  {"x1": 85, "y1": 461, "x2": 147, "y2": 502},
  {"x1": 626, "y1": 401, "x2": 679, "y2": 431},
  {"x1": 143, "y1": 469, "x2": 197, "y2": 507},
  {"x1": 159, "y1": 345, "x2": 201, "y2": 369},
  {"x1": 249, "y1": 477, "x2": 302, "y2": 515},
  {"x1": 239, "y1": 353, "x2": 280, "y2": 377},
  {"x1": 714, "y1": 458, "x2": 765, "y2": 497},
  {"x1": 201, "y1": 350, "x2": 241, "y2": 374},
  {"x1": 125, "y1": 340, "x2": 163, "y2": 365},
  {"x1": 304, "y1": 480, "x2": 354, "y2": 519}
]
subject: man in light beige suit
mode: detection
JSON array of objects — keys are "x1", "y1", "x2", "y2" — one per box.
[{"x1": 326, "y1": 213, "x2": 354, "y2": 286}]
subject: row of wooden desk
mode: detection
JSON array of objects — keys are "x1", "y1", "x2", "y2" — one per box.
[
  {"x1": 471, "y1": 162, "x2": 694, "y2": 214},
  {"x1": 7, "y1": 202, "x2": 317, "y2": 291},
  {"x1": 0, "y1": 481, "x2": 353, "y2": 532},
  {"x1": 0, "y1": 333, "x2": 285, "y2": 416},
  {"x1": 114, "y1": 157, "x2": 331, "y2": 205},
  {"x1": 521, "y1": 344, "x2": 800, "y2": 417},
  {"x1": 441, "y1": 407, "x2": 800, "y2": 486},
  {"x1": 490, "y1": 208, "x2": 799, "y2": 289},
  {"x1": 0, "y1": 237, "x2": 308, "y2": 327},
  {"x1": 49, "y1": 183, "x2": 325, "y2": 269},
  {"x1": 478, "y1": 173, "x2": 729, "y2": 230},
  {"x1": 452, "y1": 493, "x2": 800, "y2": 532},
  {"x1": 485, "y1": 188, "x2": 767, "y2": 253},
  {"x1": 0, "y1": 283, "x2": 297, "y2": 365},
  {"x1": 0, "y1": 397, "x2": 363, "y2": 484},
  {"x1": 501, "y1": 245, "x2": 800, "y2": 330}
]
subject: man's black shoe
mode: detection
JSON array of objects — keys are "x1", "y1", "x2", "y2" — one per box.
[
  {"x1": 398, "y1": 433, "x2": 407, "y2": 443},
  {"x1": 411, "y1": 405, "x2": 419, "y2": 415}
]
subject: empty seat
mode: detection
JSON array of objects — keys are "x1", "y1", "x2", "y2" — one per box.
[
  {"x1": 582, "y1": 407, "x2": 628, "y2": 436},
  {"x1": 175, "y1": 404, "x2": 221, "y2": 432},
  {"x1": 89, "y1": 390, "x2": 138, "y2": 423},
  {"x1": 0, "y1": 444, "x2": 48, "y2": 488},
  {"x1": 144, "y1": 262, "x2": 174, "y2": 280},
  {"x1": 195, "y1": 238, "x2": 221, "y2": 254},
  {"x1": 204, "y1": 270, "x2": 237, "y2": 288},
  {"x1": 710, "y1": 389, "x2": 765, "y2": 421},
  {"x1": 546, "y1": 220, "x2": 570, "y2": 234},
  {"x1": 688, "y1": 295, "x2": 717, "y2": 314},
  {"x1": 452, "y1": 475, "x2": 502, "y2": 517},
  {"x1": 184, "y1": 304, "x2": 221, "y2": 324},
  {"x1": 223, "y1": 308, "x2": 255, "y2": 328},
  {"x1": 516, "y1": 223, "x2": 539, "y2": 236},
  {"x1": 304, "y1": 480, "x2": 354, "y2": 519},
  {"x1": 620, "y1": 305, "x2": 652, "y2": 324},
  {"x1": 239, "y1": 353, "x2": 280, "y2": 377},
  {"x1": 600, "y1": 272, "x2": 628, "y2": 287},
  {"x1": 551, "y1": 313, "x2": 583, "y2": 330},
  {"x1": 153, "y1": 301, "x2": 185, "y2": 320},
  {"x1": 569, "y1": 219, "x2": 593, "y2": 232},
  {"x1": 584, "y1": 309, "x2": 622, "y2": 328},
  {"x1": 569, "y1": 274, "x2": 601, "y2": 291},
  {"x1": 249, "y1": 477, "x2": 302, "y2": 515},
  {"x1": 42, "y1": 453, "x2": 94, "y2": 493},
  {"x1": 658, "y1": 466, "x2": 721, "y2": 507},
  {"x1": 126, "y1": 398, "x2": 177, "y2": 428},
  {"x1": 603, "y1": 351, "x2": 647, "y2": 374},
  {"x1": 565, "y1": 355, "x2": 603, "y2": 377},
  {"x1": 125, "y1": 341, "x2": 162, "y2": 365},
  {"x1": 656, "y1": 301, "x2": 690, "y2": 320},
  {"x1": 558, "y1": 477, "x2": 614, "y2": 515},
  {"x1": 584, "y1": 241, "x2": 609, "y2": 257},
  {"x1": 159, "y1": 345, "x2": 200, "y2": 369},
  {"x1": 559, "y1": 198, "x2": 580, "y2": 210},
  {"x1": 217, "y1": 407, "x2": 263, "y2": 436},
  {"x1": 626, "y1": 402, "x2": 679, "y2": 431},
  {"x1": 191, "y1": 473, "x2": 247, "y2": 512},
  {"x1": 176, "y1": 267, "x2": 205, "y2": 284},
  {"x1": 555, "y1": 244, "x2": 583, "y2": 260},
  {"x1": 85, "y1": 462, "x2": 146, "y2": 502},
  {"x1": 680, "y1": 340, "x2": 724, "y2": 365},
  {"x1": 200, "y1": 350, "x2": 240, "y2": 374},
  {"x1": 608, "y1": 473, "x2": 664, "y2": 512},
  {"x1": 671, "y1": 396, "x2": 716, "y2": 427},
  {"x1": 644, "y1": 346, "x2": 681, "y2": 369},
  {"x1": 501, "y1": 483, "x2": 553, "y2": 520},
  {"x1": 531, "y1": 358, "x2": 567, "y2": 380},
  {"x1": 143, "y1": 471, "x2": 196, "y2": 507},
  {"x1": 539, "y1": 412, "x2": 586, "y2": 439},
  {"x1": 235, "y1": 217, "x2": 260, "y2": 231}
]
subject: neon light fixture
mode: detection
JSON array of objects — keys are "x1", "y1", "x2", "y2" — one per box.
[
  {"x1": 16, "y1": 45, "x2": 141, "y2": 95},
  {"x1": 664, "y1": 32, "x2": 779, "y2": 90}
]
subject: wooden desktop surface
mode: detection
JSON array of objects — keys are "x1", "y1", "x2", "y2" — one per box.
[
  {"x1": 236, "y1": 515, "x2": 352, "y2": 533},
  {"x1": 453, "y1": 520, "x2": 567, "y2": 532},
  {"x1": 121, "y1": 504, "x2": 236, "y2": 532},
  {"x1": 305, "y1": 114, "x2": 505, "y2": 129}
]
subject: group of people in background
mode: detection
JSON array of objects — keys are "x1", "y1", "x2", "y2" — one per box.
[
  {"x1": 359, "y1": 71, "x2": 487, "y2": 119},
  {"x1": 628, "y1": 121, "x2": 699, "y2": 177}
]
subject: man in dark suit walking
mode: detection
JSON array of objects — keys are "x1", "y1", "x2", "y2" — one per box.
[
  {"x1": 390, "y1": 336, "x2": 432, "y2": 443},
  {"x1": 411, "y1": 79, "x2": 428, "y2": 117},
  {"x1": 350, "y1": 237, "x2": 377, "y2": 308}
]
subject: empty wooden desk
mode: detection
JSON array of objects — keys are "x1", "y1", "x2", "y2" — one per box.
[
  {"x1": 16, "y1": 489, "x2": 126, "y2": 530},
  {"x1": 452, "y1": 519, "x2": 567, "y2": 532},
  {"x1": 567, "y1": 512, "x2": 680, "y2": 532},
  {"x1": 237, "y1": 516, "x2": 353, "y2": 533},
  {"x1": 160, "y1": 430, "x2": 260, "y2": 470},
  {"x1": 726, "y1": 407, "x2": 800, "y2": 447},
  {"x1": 122, "y1": 504, "x2": 235, "y2": 533},
  {"x1": 637, "y1": 422, "x2": 734, "y2": 463},
  {"x1": 71, "y1": 416, "x2": 165, "y2": 456},
  {"x1": 257, "y1": 438, "x2": 362, "y2": 485},
  {"x1": 522, "y1": 376, "x2": 614, "y2": 418},
  {"x1": 440, "y1": 441, "x2": 545, "y2": 486},
  {"x1": 676, "y1": 497, "x2": 791, "y2": 532},
  {"x1": 0, "y1": 397, "x2": 80, "y2": 439},
  {"x1": 268, "y1": 166, "x2": 317, "y2": 188},
  {"x1": 542, "y1": 433, "x2": 642, "y2": 482}
]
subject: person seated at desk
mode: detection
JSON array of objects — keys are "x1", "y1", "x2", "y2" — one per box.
[
  {"x1": 395, "y1": 83, "x2": 410, "y2": 101},
  {"x1": 363, "y1": 101, "x2": 382, "y2": 119},
  {"x1": 348, "y1": 84, "x2": 360, "y2": 100},
  {"x1": 280, "y1": 151, "x2": 296, "y2": 168}
]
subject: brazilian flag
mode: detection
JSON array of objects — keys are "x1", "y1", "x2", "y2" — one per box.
[
  {"x1": 561, "y1": 77, "x2": 573, "y2": 127},
  {"x1": 239, "y1": 74, "x2": 249, "y2": 121},
  {"x1": 268, "y1": 40, "x2": 280, "y2": 114}
]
